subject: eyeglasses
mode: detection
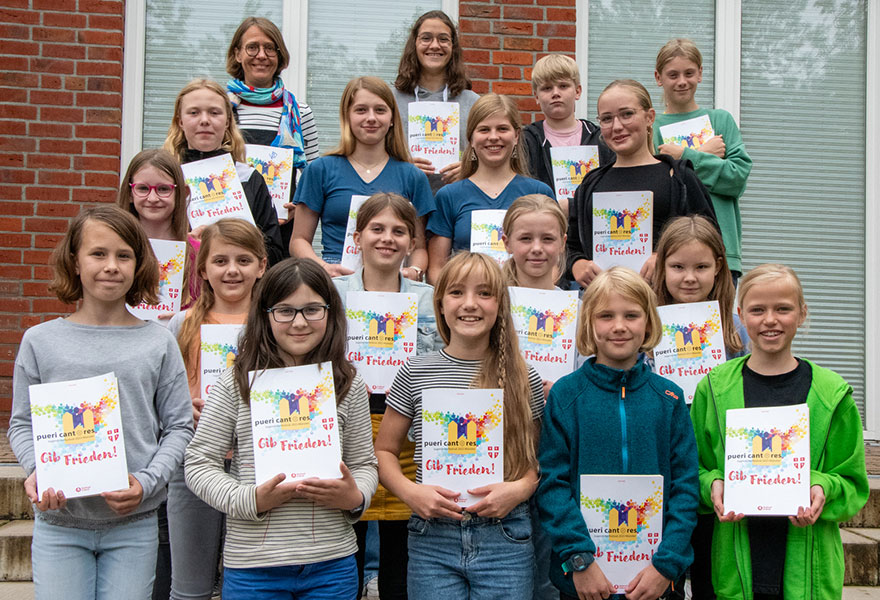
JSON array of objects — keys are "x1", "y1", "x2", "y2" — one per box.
[
  {"x1": 130, "y1": 183, "x2": 176, "y2": 199},
  {"x1": 243, "y1": 43, "x2": 278, "y2": 57},
  {"x1": 267, "y1": 304, "x2": 329, "y2": 323},
  {"x1": 597, "y1": 109, "x2": 642, "y2": 128},
  {"x1": 417, "y1": 33, "x2": 452, "y2": 46}
]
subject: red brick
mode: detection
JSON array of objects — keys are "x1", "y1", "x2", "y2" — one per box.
[
  {"x1": 22, "y1": 282, "x2": 49, "y2": 297},
  {"x1": 72, "y1": 155, "x2": 116, "y2": 171},
  {"x1": 28, "y1": 122, "x2": 72, "y2": 138},
  {"x1": 39, "y1": 73, "x2": 62, "y2": 89},
  {"x1": 88, "y1": 14, "x2": 123, "y2": 30},
  {"x1": 1, "y1": 104, "x2": 36, "y2": 120},
  {"x1": 65, "y1": 76, "x2": 86, "y2": 90},
  {"x1": 30, "y1": 57, "x2": 74, "y2": 74},
  {"x1": 503, "y1": 5, "x2": 543, "y2": 20},
  {"x1": 502, "y1": 66, "x2": 522, "y2": 80},
  {"x1": 537, "y1": 23, "x2": 576, "y2": 37},
  {"x1": 0, "y1": 315, "x2": 21, "y2": 328},
  {"x1": 25, "y1": 217, "x2": 70, "y2": 233},
  {"x1": 0, "y1": 71, "x2": 37, "y2": 87},
  {"x1": 37, "y1": 139, "x2": 82, "y2": 154},
  {"x1": 34, "y1": 234, "x2": 63, "y2": 249},
  {"x1": 37, "y1": 171, "x2": 81, "y2": 187},
  {"x1": 0, "y1": 249, "x2": 22, "y2": 262},
  {"x1": 26, "y1": 154, "x2": 70, "y2": 169},
  {"x1": 0, "y1": 24, "x2": 29, "y2": 39},
  {"x1": 0, "y1": 136, "x2": 35, "y2": 152},
  {"x1": 85, "y1": 140, "x2": 119, "y2": 156},
  {"x1": 26, "y1": 186, "x2": 68, "y2": 202},
  {"x1": 0, "y1": 298, "x2": 28, "y2": 312},
  {"x1": 0, "y1": 169, "x2": 34, "y2": 184},
  {"x1": 41, "y1": 43, "x2": 86, "y2": 59},
  {"x1": 493, "y1": 20, "x2": 534, "y2": 35},
  {"x1": 0, "y1": 56, "x2": 28, "y2": 72},
  {"x1": 74, "y1": 124, "x2": 119, "y2": 140},
  {"x1": 504, "y1": 37, "x2": 543, "y2": 51},
  {"x1": 78, "y1": 0, "x2": 124, "y2": 14},
  {"x1": 0, "y1": 186, "x2": 24, "y2": 200},
  {"x1": 73, "y1": 187, "x2": 115, "y2": 203},
  {"x1": 76, "y1": 62, "x2": 118, "y2": 76},
  {"x1": 0, "y1": 8, "x2": 39, "y2": 24},
  {"x1": 524, "y1": 67, "x2": 533, "y2": 80},
  {"x1": 493, "y1": 81, "x2": 535, "y2": 96},
  {"x1": 40, "y1": 106, "x2": 83, "y2": 122},
  {"x1": 460, "y1": 19, "x2": 490, "y2": 33},
  {"x1": 0, "y1": 330, "x2": 24, "y2": 346},
  {"x1": 86, "y1": 108, "x2": 121, "y2": 123},
  {"x1": 76, "y1": 91, "x2": 121, "y2": 108},
  {"x1": 35, "y1": 202, "x2": 82, "y2": 217},
  {"x1": 0, "y1": 87, "x2": 27, "y2": 102},
  {"x1": 21, "y1": 315, "x2": 42, "y2": 329},
  {"x1": 77, "y1": 30, "x2": 122, "y2": 46},
  {"x1": 0, "y1": 121, "x2": 25, "y2": 135},
  {"x1": 493, "y1": 51, "x2": 533, "y2": 65},
  {"x1": 0, "y1": 234, "x2": 30, "y2": 248},
  {"x1": 547, "y1": 38, "x2": 576, "y2": 52},
  {"x1": 33, "y1": 27, "x2": 76, "y2": 42},
  {"x1": 0, "y1": 217, "x2": 21, "y2": 231},
  {"x1": 23, "y1": 250, "x2": 52, "y2": 265},
  {"x1": 461, "y1": 34, "x2": 500, "y2": 50},
  {"x1": 0, "y1": 153, "x2": 23, "y2": 168},
  {"x1": 42, "y1": 11, "x2": 86, "y2": 28},
  {"x1": 30, "y1": 89, "x2": 74, "y2": 106},
  {"x1": 467, "y1": 64, "x2": 500, "y2": 79},
  {"x1": 33, "y1": 298, "x2": 74, "y2": 313},
  {"x1": 460, "y1": 3, "x2": 501, "y2": 18},
  {"x1": 0, "y1": 265, "x2": 30, "y2": 279},
  {"x1": 33, "y1": 265, "x2": 52, "y2": 280},
  {"x1": 87, "y1": 45, "x2": 123, "y2": 63},
  {"x1": 462, "y1": 49, "x2": 491, "y2": 65},
  {"x1": 86, "y1": 77, "x2": 121, "y2": 92},
  {"x1": 84, "y1": 172, "x2": 118, "y2": 188},
  {"x1": 472, "y1": 80, "x2": 490, "y2": 94},
  {"x1": 547, "y1": 7, "x2": 576, "y2": 21},
  {"x1": 0, "y1": 40, "x2": 39, "y2": 55},
  {"x1": 537, "y1": 0, "x2": 575, "y2": 5},
  {"x1": 33, "y1": 0, "x2": 75, "y2": 9}
]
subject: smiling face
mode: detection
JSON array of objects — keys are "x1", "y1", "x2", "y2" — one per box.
[
  {"x1": 596, "y1": 86, "x2": 654, "y2": 158},
  {"x1": 503, "y1": 212, "x2": 565, "y2": 287},
  {"x1": 592, "y1": 291, "x2": 648, "y2": 370},
  {"x1": 234, "y1": 25, "x2": 279, "y2": 89},
  {"x1": 415, "y1": 18, "x2": 453, "y2": 76},
  {"x1": 348, "y1": 88, "x2": 393, "y2": 148},
  {"x1": 75, "y1": 220, "x2": 136, "y2": 307},
  {"x1": 130, "y1": 165, "x2": 176, "y2": 230},
  {"x1": 353, "y1": 206, "x2": 414, "y2": 273},
  {"x1": 178, "y1": 88, "x2": 229, "y2": 153},
  {"x1": 269, "y1": 284, "x2": 329, "y2": 366},
  {"x1": 664, "y1": 240, "x2": 720, "y2": 304},
  {"x1": 739, "y1": 279, "x2": 806, "y2": 363},
  {"x1": 201, "y1": 239, "x2": 267, "y2": 307},
  {"x1": 535, "y1": 78, "x2": 582, "y2": 122},
  {"x1": 471, "y1": 112, "x2": 519, "y2": 168},
  {"x1": 655, "y1": 55, "x2": 702, "y2": 112},
  {"x1": 440, "y1": 269, "x2": 499, "y2": 348}
]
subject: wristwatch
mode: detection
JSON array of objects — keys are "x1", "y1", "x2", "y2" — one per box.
[{"x1": 561, "y1": 552, "x2": 591, "y2": 574}]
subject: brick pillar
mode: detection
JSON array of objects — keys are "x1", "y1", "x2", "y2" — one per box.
[
  {"x1": 458, "y1": 0, "x2": 577, "y2": 124},
  {"x1": 0, "y1": 0, "x2": 125, "y2": 418}
]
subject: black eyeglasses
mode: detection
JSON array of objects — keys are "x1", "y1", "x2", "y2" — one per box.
[
  {"x1": 244, "y1": 43, "x2": 278, "y2": 57},
  {"x1": 267, "y1": 304, "x2": 329, "y2": 323}
]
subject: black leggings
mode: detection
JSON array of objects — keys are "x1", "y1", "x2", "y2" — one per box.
[{"x1": 354, "y1": 519, "x2": 408, "y2": 600}]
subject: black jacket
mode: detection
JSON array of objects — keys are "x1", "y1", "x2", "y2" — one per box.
[{"x1": 522, "y1": 118, "x2": 616, "y2": 190}]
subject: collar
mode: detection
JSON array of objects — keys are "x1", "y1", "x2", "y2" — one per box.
[
  {"x1": 182, "y1": 148, "x2": 227, "y2": 164},
  {"x1": 580, "y1": 355, "x2": 653, "y2": 392}
]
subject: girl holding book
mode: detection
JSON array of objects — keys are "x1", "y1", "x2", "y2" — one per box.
[
  {"x1": 654, "y1": 39, "x2": 753, "y2": 282},
  {"x1": 164, "y1": 78, "x2": 284, "y2": 265},
  {"x1": 8, "y1": 205, "x2": 193, "y2": 599},
  {"x1": 332, "y1": 192, "x2": 442, "y2": 600},
  {"x1": 375, "y1": 251, "x2": 545, "y2": 600},
  {"x1": 536, "y1": 266, "x2": 699, "y2": 600},
  {"x1": 566, "y1": 79, "x2": 716, "y2": 289},
  {"x1": 690, "y1": 264, "x2": 868, "y2": 599},
  {"x1": 426, "y1": 94, "x2": 553, "y2": 283},
  {"x1": 164, "y1": 218, "x2": 266, "y2": 600},
  {"x1": 291, "y1": 76, "x2": 434, "y2": 280},
  {"x1": 184, "y1": 258, "x2": 377, "y2": 599}
]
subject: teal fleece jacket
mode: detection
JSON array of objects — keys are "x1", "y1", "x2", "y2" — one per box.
[
  {"x1": 654, "y1": 108, "x2": 752, "y2": 274},
  {"x1": 690, "y1": 356, "x2": 869, "y2": 600},
  {"x1": 536, "y1": 357, "x2": 699, "y2": 596}
]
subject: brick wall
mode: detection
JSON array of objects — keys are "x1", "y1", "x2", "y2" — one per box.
[
  {"x1": 0, "y1": 0, "x2": 125, "y2": 417},
  {"x1": 458, "y1": 0, "x2": 576, "y2": 123}
]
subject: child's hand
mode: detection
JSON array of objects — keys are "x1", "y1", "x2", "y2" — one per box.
[
  {"x1": 404, "y1": 484, "x2": 462, "y2": 520},
  {"x1": 279, "y1": 201, "x2": 295, "y2": 225},
  {"x1": 639, "y1": 253, "x2": 658, "y2": 285},
  {"x1": 573, "y1": 259, "x2": 602, "y2": 288},
  {"x1": 572, "y1": 561, "x2": 614, "y2": 600},
  {"x1": 439, "y1": 161, "x2": 461, "y2": 183},
  {"x1": 255, "y1": 472, "x2": 303, "y2": 513},
  {"x1": 624, "y1": 563, "x2": 670, "y2": 600},
  {"x1": 542, "y1": 379, "x2": 553, "y2": 401},
  {"x1": 24, "y1": 472, "x2": 66, "y2": 511},
  {"x1": 657, "y1": 143, "x2": 684, "y2": 160},
  {"x1": 710, "y1": 479, "x2": 744, "y2": 522},
  {"x1": 191, "y1": 397, "x2": 205, "y2": 426},
  {"x1": 412, "y1": 157, "x2": 435, "y2": 175},
  {"x1": 698, "y1": 135, "x2": 726, "y2": 158},
  {"x1": 102, "y1": 474, "x2": 144, "y2": 516},
  {"x1": 190, "y1": 225, "x2": 207, "y2": 241},
  {"x1": 790, "y1": 484, "x2": 825, "y2": 527},
  {"x1": 466, "y1": 481, "x2": 528, "y2": 518},
  {"x1": 323, "y1": 263, "x2": 355, "y2": 278},
  {"x1": 295, "y1": 463, "x2": 364, "y2": 511}
]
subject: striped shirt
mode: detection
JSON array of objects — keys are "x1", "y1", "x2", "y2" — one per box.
[
  {"x1": 184, "y1": 368, "x2": 378, "y2": 568},
  {"x1": 237, "y1": 99, "x2": 321, "y2": 163},
  {"x1": 386, "y1": 350, "x2": 544, "y2": 483}
]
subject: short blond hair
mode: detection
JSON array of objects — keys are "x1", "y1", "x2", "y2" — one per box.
[
  {"x1": 531, "y1": 54, "x2": 581, "y2": 93},
  {"x1": 577, "y1": 266, "x2": 662, "y2": 356},
  {"x1": 737, "y1": 264, "x2": 807, "y2": 313}
]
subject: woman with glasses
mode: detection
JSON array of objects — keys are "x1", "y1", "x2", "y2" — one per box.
[
  {"x1": 393, "y1": 10, "x2": 480, "y2": 191},
  {"x1": 566, "y1": 79, "x2": 716, "y2": 289},
  {"x1": 226, "y1": 17, "x2": 320, "y2": 254}
]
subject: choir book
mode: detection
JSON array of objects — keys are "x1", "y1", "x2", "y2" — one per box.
[{"x1": 591, "y1": 191, "x2": 653, "y2": 272}]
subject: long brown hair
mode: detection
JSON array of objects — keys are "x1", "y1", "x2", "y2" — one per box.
[
  {"x1": 653, "y1": 216, "x2": 742, "y2": 353},
  {"x1": 234, "y1": 258, "x2": 356, "y2": 404},
  {"x1": 226, "y1": 17, "x2": 290, "y2": 83},
  {"x1": 459, "y1": 94, "x2": 529, "y2": 180},
  {"x1": 432, "y1": 252, "x2": 537, "y2": 480},
  {"x1": 394, "y1": 10, "x2": 472, "y2": 97},
  {"x1": 163, "y1": 79, "x2": 247, "y2": 163},
  {"x1": 502, "y1": 194, "x2": 567, "y2": 287}
]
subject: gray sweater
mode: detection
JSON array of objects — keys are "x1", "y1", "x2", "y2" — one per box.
[{"x1": 8, "y1": 318, "x2": 194, "y2": 529}]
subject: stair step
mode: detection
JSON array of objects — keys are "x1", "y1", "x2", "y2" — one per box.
[
  {"x1": 0, "y1": 468, "x2": 31, "y2": 521},
  {"x1": 845, "y1": 586, "x2": 880, "y2": 598},
  {"x1": 0, "y1": 581, "x2": 32, "y2": 600},
  {"x1": 844, "y1": 478, "x2": 880, "y2": 528},
  {"x1": 0, "y1": 520, "x2": 31, "y2": 582},
  {"x1": 843, "y1": 528, "x2": 880, "y2": 586}
]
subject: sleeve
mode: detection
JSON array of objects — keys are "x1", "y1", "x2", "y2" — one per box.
[
  {"x1": 681, "y1": 111, "x2": 752, "y2": 200},
  {"x1": 812, "y1": 388, "x2": 869, "y2": 522},
  {"x1": 340, "y1": 375, "x2": 379, "y2": 522},
  {"x1": 534, "y1": 179, "x2": 555, "y2": 199},
  {"x1": 133, "y1": 335, "x2": 195, "y2": 500},
  {"x1": 244, "y1": 172, "x2": 284, "y2": 265},
  {"x1": 426, "y1": 186, "x2": 455, "y2": 238},
  {"x1": 415, "y1": 286, "x2": 442, "y2": 355},
  {"x1": 565, "y1": 177, "x2": 592, "y2": 277},
  {"x1": 292, "y1": 159, "x2": 327, "y2": 213},
  {"x1": 535, "y1": 388, "x2": 596, "y2": 567},
  {"x1": 407, "y1": 166, "x2": 436, "y2": 218},
  {"x1": 679, "y1": 162, "x2": 718, "y2": 227},
  {"x1": 690, "y1": 375, "x2": 725, "y2": 510},
  {"x1": 298, "y1": 103, "x2": 321, "y2": 164},
  {"x1": 527, "y1": 366, "x2": 545, "y2": 421},
  {"x1": 185, "y1": 371, "x2": 262, "y2": 520},
  {"x1": 522, "y1": 125, "x2": 543, "y2": 180},
  {"x1": 385, "y1": 362, "x2": 416, "y2": 419},
  {"x1": 651, "y1": 391, "x2": 700, "y2": 580},
  {"x1": 8, "y1": 333, "x2": 38, "y2": 475}
]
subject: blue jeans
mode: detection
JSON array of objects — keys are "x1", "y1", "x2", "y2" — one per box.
[
  {"x1": 32, "y1": 512, "x2": 158, "y2": 600},
  {"x1": 222, "y1": 554, "x2": 358, "y2": 600},
  {"x1": 407, "y1": 502, "x2": 534, "y2": 600}
]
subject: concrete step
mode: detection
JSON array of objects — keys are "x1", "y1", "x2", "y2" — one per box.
[
  {"x1": 0, "y1": 520, "x2": 31, "y2": 582},
  {"x1": 845, "y1": 586, "x2": 880, "y2": 598},
  {"x1": 845, "y1": 478, "x2": 880, "y2": 528},
  {"x1": 0, "y1": 581, "x2": 32, "y2": 600},
  {"x1": 0, "y1": 468, "x2": 31, "y2": 521},
  {"x1": 844, "y1": 528, "x2": 880, "y2": 586}
]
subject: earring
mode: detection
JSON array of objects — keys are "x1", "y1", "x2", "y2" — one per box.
[
  {"x1": 471, "y1": 148, "x2": 477, "y2": 162},
  {"x1": 512, "y1": 147, "x2": 518, "y2": 159}
]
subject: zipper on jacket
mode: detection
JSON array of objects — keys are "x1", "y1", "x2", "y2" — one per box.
[{"x1": 619, "y1": 376, "x2": 628, "y2": 472}]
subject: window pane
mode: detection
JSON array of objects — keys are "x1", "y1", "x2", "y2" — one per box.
[
  {"x1": 306, "y1": 0, "x2": 441, "y2": 151},
  {"x1": 740, "y1": 0, "x2": 867, "y2": 418},
  {"x1": 586, "y1": 1, "x2": 715, "y2": 115},
  {"x1": 143, "y1": 0, "x2": 283, "y2": 150}
]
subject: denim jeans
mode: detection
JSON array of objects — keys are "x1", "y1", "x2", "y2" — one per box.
[
  {"x1": 32, "y1": 512, "x2": 158, "y2": 600},
  {"x1": 407, "y1": 502, "x2": 534, "y2": 600},
  {"x1": 222, "y1": 554, "x2": 358, "y2": 600}
]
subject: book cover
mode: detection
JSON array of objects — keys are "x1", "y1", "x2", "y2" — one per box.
[
  {"x1": 508, "y1": 287, "x2": 579, "y2": 382},
  {"x1": 200, "y1": 323, "x2": 244, "y2": 398},
  {"x1": 344, "y1": 291, "x2": 418, "y2": 393},
  {"x1": 340, "y1": 194, "x2": 371, "y2": 271},
  {"x1": 579, "y1": 474, "x2": 664, "y2": 593},
  {"x1": 407, "y1": 101, "x2": 461, "y2": 170},
  {"x1": 724, "y1": 404, "x2": 810, "y2": 515},
  {"x1": 659, "y1": 115, "x2": 715, "y2": 150},
  {"x1": 246, "y1": 144, "x2": 294, "y2": 220},
  {"x1": 421, "y1": 388, "x2": 503, "y2": 506},
  {"x1": 29, "y1": 372, "x2": 129, "y2": 498},
  {"x1": 181, "y1": 153, "x2": 255, "y2": 229},
  {"x1": 127, "y1": 239, "x2": 186, "y2": 321},
  {"x1": 470, "y1": 209, "x2": 509, "y2": 266},
  {"x1": 249, "y1": 362, "x2": 342, "y2": 484},
  {"x1": 654, "y1": 301, "x2": 726, "y2": 403},
  {"x1": 591, "y1": 191, "x2": 653, "y2": 272},
  {"x1": 550, "y1": 145, "x2": 600, "y2": 203}
]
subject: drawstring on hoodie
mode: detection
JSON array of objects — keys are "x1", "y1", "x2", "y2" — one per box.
[{"x1": 620, "y1": 374, "x2": 629, "y2": 472}]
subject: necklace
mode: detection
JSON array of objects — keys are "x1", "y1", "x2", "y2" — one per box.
[{"x1": 349, "y1": 155, "x2": 388, "y2": 175}]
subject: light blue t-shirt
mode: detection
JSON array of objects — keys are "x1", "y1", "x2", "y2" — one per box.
[
  {"x1": 293, "y1": 155, "x2": 435, "y2": 263},
  {"x1": 427, "y1": 175, "x2": 554, "y2": 251}
]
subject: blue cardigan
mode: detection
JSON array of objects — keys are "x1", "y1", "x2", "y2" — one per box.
[{"x1": 536, "y1": 357, "x2": 699, "y2": 595}]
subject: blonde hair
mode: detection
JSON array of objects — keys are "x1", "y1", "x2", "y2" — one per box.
[
  {"x1": 433, "y1": 253, "x2": 537, "y2": 480},
  {"x1": 459, "y1": 94, "x2": 529, "y2": 180},
  {"x1": 163, "y1": 79, "x2": 247, "y2": 163},
  {"x1": 655, "y1": 38, "x2": 703, "y2": 75},
  {"x1": 502, "y1": 194, "x2": 567, "y2": 287},
  {"x1": 598, "y1": 79, "x2": 655, "y2": 155},
  {"x1": 653, "y1": 216, "x2": 742, "y2": 353},
  {"x1": 737, "y1": 263, "x2": 807, "y2": 315},
  {"x1": 577, "y1": 266, "x2": 662, "y2": 356},
  {"x1": 327, "y1": 77, "x2": 410, "y2": 162},
  {"x1": 531, "y1": 54, "x2": 581, "y2": 93}
]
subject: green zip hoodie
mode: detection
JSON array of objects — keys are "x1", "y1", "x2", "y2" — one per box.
[{"x1": 690, "y1": 356, "x2": 869, "y2": 600}]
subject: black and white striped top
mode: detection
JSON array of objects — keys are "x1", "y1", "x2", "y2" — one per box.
[
  {"x1": 237, "y1": 99, "x2": 321, "y2": 163},
  {"x1": 386, "y1": 349, "x2": 544, "y2": 483}
]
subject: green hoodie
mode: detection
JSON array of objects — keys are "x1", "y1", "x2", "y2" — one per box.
[{"x1": 690, "y1": 356, "x2": 868, "y2": 600}]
